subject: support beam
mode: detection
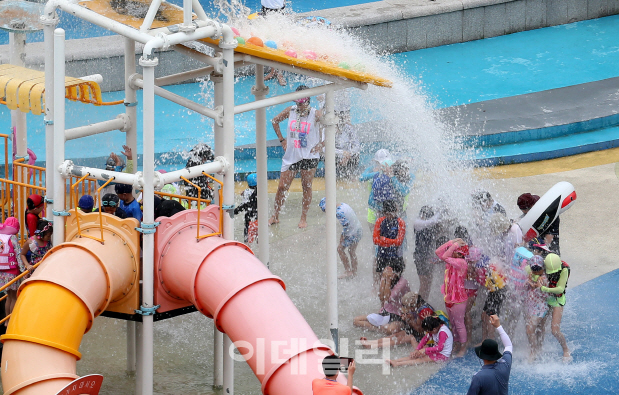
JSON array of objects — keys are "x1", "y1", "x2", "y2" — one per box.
[
  {"x1": 64, "y1": 115, "x2": 129, "y2": 141},
  {"x1": 220, "y1": 35, "x2": 238, "y2": 395},
  {"x1": 52, "y1": 28, "x2": 66, "y2": 247},
  {"x1": 43, "y1": 16, "x2": 58, "y2": 221},
  {"x1": 211, "y1": 70, "x2": 224, "y2": 389},
  {"x1": 234, "y1": 83, "x2": 349, "y2": 115},
  {"x1": 324, "y1": 91, "x2": 339, "y2": 354},
  {"x1": 125, "y1": 38, "x2": 138, "y2": 175},
  {"x1": 132, "y1": 77, "x2": 222, "y2": 123},
  {"x1": 138, "y1": 54, "x2": 158, "y2": 395},
  {"x1": 252, "y1": 65, "x2": 269, "y2": 267}
]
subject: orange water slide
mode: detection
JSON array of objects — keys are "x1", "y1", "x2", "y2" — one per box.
[{"x1": 0, "y1": 213, "x2": 140, "y2": 395}]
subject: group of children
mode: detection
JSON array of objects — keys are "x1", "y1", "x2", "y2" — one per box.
[{"x1": 311, "y1": 149, "x2": 573, "y2": 367}]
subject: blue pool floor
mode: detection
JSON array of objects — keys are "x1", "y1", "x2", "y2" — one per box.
[{"x1": 412, "y1": 269, "x2": 619, "y2": 395}]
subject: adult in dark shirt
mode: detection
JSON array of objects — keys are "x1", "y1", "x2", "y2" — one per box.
[{"x1": 467, "y1": 315, "x2": 513, "y2": 395}]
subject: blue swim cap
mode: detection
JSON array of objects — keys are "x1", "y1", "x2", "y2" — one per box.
[
  {"x1": 78, "y1": 195, "x2": 95, "y2": 211},
  {"x1": 247, "y1": 173, "x2": 257, "y2": 187},
  {"x1": 319, "y1": 197, "x2": 326, "y2": 212}
]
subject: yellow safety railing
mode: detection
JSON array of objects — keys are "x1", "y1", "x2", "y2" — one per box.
[
  {"x1": 153, "y1": 190, "x2": 211, "y2": 208},
  {"x1": 0, "y1": 177, "x2": 46, "y2": 242},
  {"x1": 68, "y1": 174, "x2": 100, "y2": 211},
  {"x1": 14, "y1": 158, "x2": 45, "y2": 190},
  {"x1": 200, "y1": 172, "x2": 223, "y2": 240}
]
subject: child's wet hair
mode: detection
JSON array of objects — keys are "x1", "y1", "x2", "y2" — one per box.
[
  {"x1": 454, "y1": 226, "x2": 470, "y2": 243},
  {"x1": 34, "y1": 219, "x2": 53, "y2": 239},
  {"x1": 421, "y1": 316, "x2": 442, "y2": 332}
]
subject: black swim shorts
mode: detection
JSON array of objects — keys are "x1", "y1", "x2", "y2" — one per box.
[{"x1": 288, "y1": 158, "x2": 319, "y2": 172}]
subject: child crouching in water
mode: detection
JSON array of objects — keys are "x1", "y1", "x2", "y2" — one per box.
[{"x1": 387, "y1": 316, "x2": 452, "y2": 366}]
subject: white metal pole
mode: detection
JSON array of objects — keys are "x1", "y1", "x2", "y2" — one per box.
[
  {"x1": 252, "y1": 65, "x2": 269, "y2": 267},
  {"x1": 211, "y1": 71, "x2": 224, "y2": 388},
  {"x1": 43, "y1": 17, "x2": 57, "y2": 220},
  {"x1": 125, "y1": 38, "x2": 138, "y2": 170},
  {"x1": 52, "y1": 29, "x2": 66, "y2": 246},
  {"x1": 220, "y1": 36, "x2": 237, "y2": 395},
  {"x1": 324, "y1": 91, "x2": 339, "y2": 353},
  {"x1": 125, "y1": 38, "x2": 138, "y2": 377},
  {"x1": 135, "y1": 321, "x2": 143, "y2": 394},
  {"x1": 10, "y1": 32, "x2": 28, "y2": 189},
  {"x1": 138, "y1": 55, "x2": 158, "y2": 395},
  {"x1": 139, "y1": 0, "x2": 163, "y2": 32},
  {"x1": 127, "y1": 321, "x2": 136, "y2": 372}
]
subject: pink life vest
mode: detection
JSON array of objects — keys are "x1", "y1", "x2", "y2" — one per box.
[{"x1": 0, "y1": 234, "x2": 19, "y2": 273}]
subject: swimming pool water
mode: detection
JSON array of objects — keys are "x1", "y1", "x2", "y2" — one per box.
[
  {"x1": 1, "y1": 15, "x2": 618, "y2": 164},
  {"x1": 393, "y1": 15, "x2": 619, "y2": 108},
  {"x1": 0, "y1": 0, "x2": 377, "y2": 44}
]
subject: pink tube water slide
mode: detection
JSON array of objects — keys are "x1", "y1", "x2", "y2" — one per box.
[{"x1": 155, "y1": 208, "x2": 362, "y2": 394}]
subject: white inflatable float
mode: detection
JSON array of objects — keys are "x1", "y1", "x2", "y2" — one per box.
[{"x1": 519, "y1": 181, "x2": 577, "y2": 242}]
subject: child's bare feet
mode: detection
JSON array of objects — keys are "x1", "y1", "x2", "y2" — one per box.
[
  {"x1": 385, "y1": 359, "x2": 396, "y2": 367},
  {"x1": 338, "y1": 271, "x2": 355, "y2": 279},
  {"x1": 298, "y1": 218, "x2": 307, "y2": 228},
  {"x1": 268, "y1": 216, "x2": 279, "y2": 225},
  {"x1": 562, "y1": 352, "x2": 572, "y2": 363},
  {"x1": 453, "y1": 349, "x2": 467, "y2": 358},
  {"x1": 359, "y1": 337, "x2": 372, "y2": 349}
]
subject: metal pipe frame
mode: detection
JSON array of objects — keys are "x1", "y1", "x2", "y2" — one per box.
[
  {"x1": 64, "y1": 114, "x2": 129, "y2": 141},
  {"x1": 211, "y1": 70, "x2": 225, "y2": 389},
  {"x1": 234, "y1": 83, "x2": 347, "y2": 115},
  {"x1": 220, "y1": 36, "x2": 237, "y2": 395},
  {"x1": 155, "y1": 66, "x2": 215, "y2": 86},
  {"x1": 57, "y1": 158, "x2": 226, "y2": 190},
  {"x1": 131, "y1": 77, "x2": 222, "y2": 124},
  {"x1": 139, "y1": 0, "x2": 163, "y2": 32},
  {"x1": 52, "y1": 28, "x2": 66, "y2": 247},
  {"x1": 139, "y1": 55, "x2": 158, "y2": 395},
  {"x1": 324, "y1": 91, "x2": 339, "y2": 354},
  {"x1": 42, "y1": 15, "x2": 58, "y2": 221},
  {"x1": 252, "y1": 65, "x2": 269, "y2": 267}
]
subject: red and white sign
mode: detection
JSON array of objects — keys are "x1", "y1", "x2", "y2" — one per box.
[{"x1": 55, "y1": 375, "x2": 103, "y2": 395}]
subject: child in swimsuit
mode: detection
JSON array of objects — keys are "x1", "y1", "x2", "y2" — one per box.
[
  {"x1": 525, "y1": 255, "x2": 549, "y2": 361},
  {"x1": 386, "y1": 316, "x2": 452, "y2": 366}
]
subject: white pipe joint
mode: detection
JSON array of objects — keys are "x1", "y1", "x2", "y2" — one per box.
[
  {"x1": 77, "y1": 74, "x2": 104, "y2": 84},
  {"x1": 42, "y1": 0, "x2": 61, "y2": 21},
  {"x1": 158, "y1": 156, "x2": 228, "y2": 187},
  {"x1": 58, "y1": 160, "x2": 140, "y2": 189},
  {"x1": 218, "y1": 24, "x2": 236, "y2": 48},
  {"x1": 143, "y1": 25, "x2": 219, "y2": 58}
]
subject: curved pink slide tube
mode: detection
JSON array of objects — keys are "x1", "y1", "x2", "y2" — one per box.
[{"x1": 156, "y1": 209, "x2": 362, "y2": 394}]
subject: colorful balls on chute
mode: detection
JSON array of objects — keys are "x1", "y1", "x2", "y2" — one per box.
[
  {"x1": 247, "y1": 37, "x2": 264, "y2": 47},
  {"x1": 285, "y1": 49, "x2": 298, "y2": 58},
  {"x1": 231, "y1": 27, "x2": 240, "y2": 36},
  {"x1": 303, "y1": 50, "x2": 317, "y2": 60},
  {"x1": 236, "y1": 37, "x2": 246, "y2": 45},
  {"x1": 338, "y1": 62, "x2": 350, "y2": 69},
  {"x1": 264, "y1": 40, "x2": 277, "y2": 49}
]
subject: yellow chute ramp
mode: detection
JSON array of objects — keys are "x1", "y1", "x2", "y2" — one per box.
[
  {"x1": 0, "y1": 64, "x2": 124, "y2": 115},
  {"x1": 0, "y1": 212, "x2": 140, "y2": 395}
]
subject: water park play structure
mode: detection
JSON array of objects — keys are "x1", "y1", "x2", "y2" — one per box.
[{"x1": 0, "y1": 0, "x2": 394, "y2": 394}]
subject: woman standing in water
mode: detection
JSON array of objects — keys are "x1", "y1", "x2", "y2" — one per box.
[{"x1": 269, "y1": 85, "x2": 324, "y2": 228}]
